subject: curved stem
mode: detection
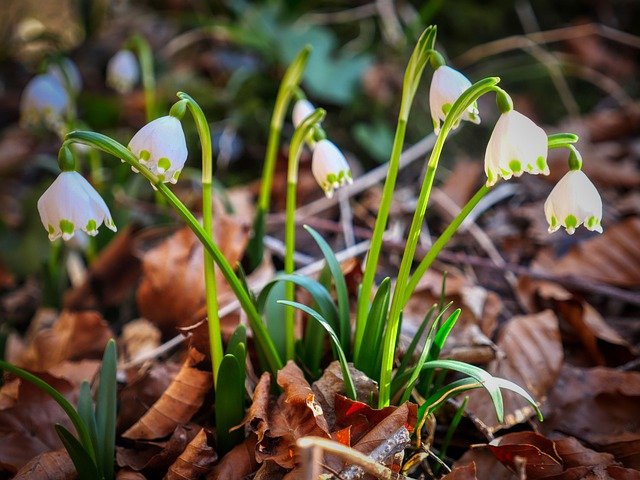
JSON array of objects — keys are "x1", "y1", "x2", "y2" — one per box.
[
  {"x1": 378, "y1": 77, "x2": 500, "y2": 408},
  {"x1": 177, "y1": 92, "x2": 223, "y2": 385},
  {"x1": 128, "y1": 35, "x2": 157, "y2": 122},
  {"x1": 354, "y1": 25, "x2": 437, "y2": 359},
  {"x1": 284, "y1": 108, "x2": 326, "y2": 360},
  {"x1": 63, "y1": 131, "x2": 283, "y2": 374}
]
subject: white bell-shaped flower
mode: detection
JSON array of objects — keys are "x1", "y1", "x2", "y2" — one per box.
[
  {"x1": 48, "y1": 58, "x2": 82, "y2": 94},
  {"x1": 312, "y1": 139, "x2": 353, "y2": 198},
  {"x1": 292, "y1": 99, "x2": 315, "y2": 128},
  {"x1": 484, "y1": 110, "x2": 549, "y2": 187},
  {"x1": 544, "y1": 169, "x2": 602, "y2": 235},
  {"x1": 429, "y1": 65, "x2": 480, "y2": 135},
  {"x1": 20, "y1": 74, "x2": 70, "y2": 130},
  {"x1": 37, "y1": 171, "x2": 116, "y2": 241},
  {"x1": 128, "y1": 115, "x2": 188, "y2": 183},
  {"x1": 106, "y1": 50, "x2": 140, "y2": 94}
]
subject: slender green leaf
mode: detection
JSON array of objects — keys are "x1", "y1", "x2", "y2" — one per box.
[
  {"x1": 303, "y1": 225, "x2": 351, "y2": 356},
  {"x1": 354, "y1": 277, "x2": 390, "y2": 380},
  {"x1": 395, "y1": 304, "x2": 437, "y2": 378},
  {"x1": 245, "y1": 207, "x2": 266, "y2": 272},
  {"x1": 216, "y1": 354, "x2": 245, "y2": 455},
  {"x1": 95, "y1": 339, "x2": 116, "y2": 480},
  {"x1": 278, "y1": 300, "x2": 357, "y2": 400},
  {"x1": 54, "y1": 425, "x2": 101, "y2": 480},
  {"x1": 77, "y1": 381, "x2": 99, "y2": 468},
  {"x1": 494, "y1": 378, "x2": 543, "y2": 421},
  {"x1": 434, "y1": 396, "x2": 468, "y2": 475},
  {"x1": 263, "y1": 281, "x2": 288, "y2": 360}
]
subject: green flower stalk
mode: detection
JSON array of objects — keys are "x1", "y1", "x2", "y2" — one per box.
[
  {"x1": 126, "y1": 35, "x2": 157, "y2": 122},
  {"x1": 284, "y1": 108, "x2": 326, "y2": 359},
  {"x1": 247, "y1": 46, "x2": 311, "y2": 272}
]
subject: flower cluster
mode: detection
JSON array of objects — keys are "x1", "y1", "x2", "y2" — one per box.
[
  {"x1": 292, "y1": 99, "x2": 353, "y2": 198},
  {"x1": 429, "y1": 65, "x2": 603, "y2": 235}
]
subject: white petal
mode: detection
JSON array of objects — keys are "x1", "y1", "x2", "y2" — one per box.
[
  {"x1": 429, "y1": 66, "x2": 478, "y2": 134},
  {"x1": 20, "y1": 74, "x2": 70, "y2": 129},
  {"x1": 312, "y1": 140, "x2": 352, "y2": 197},
  {"x1": 544, "y1": 170, "x2": 602, "y2": 234},
  {"x1": 106, "y1": 50, "x2": 139, "y2": 94},
  {"x1": 292, "y1": 99, "x2": 316, "y2": 128}
]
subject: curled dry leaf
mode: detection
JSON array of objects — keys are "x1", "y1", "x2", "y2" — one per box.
[
  {"x1": 539, "y1": 217, "x2": 640, "y2": 288},
  {"x1": 488, "y1": 432, "x2": 564, "y2": 478},
  {"x1": 441, "y1": 462, "x2": 479, "y2": 480},
  {"x1": 11, "y1": 449, "x2": 75, "y2": 480},
  {"x1": 256, "y1": 361, "x2": 330, "y2": 469},
  {"x1": 333, "y1": 394, "x2": 404, "y2": 446},
  {"x1": 0, "y1": 373, "x2": 76, "y2": 472},
  {"x1": 123, "y1": 348, "x2": 212, "y2": 440},
  {"x1": 207, "y1": 436, "x2": 259, "y2": 480},
  {"x1": 350, "y1": 401, "x2": 417, "y2": 456},
  {"x1": 136, "y1": 213, "x2": 248, "y2": 332},
  {"x1": 243, "y1": 372, "x2": 271, "y2": 443},
  {"x1": 165, "y1": 428, "x2": 217, "y2": 480},
  {"x1": 16, "y1": 310, "x2": 113, "y2": 371},
  {"x1": 311, "y1": 361, "x2": 378, "y2": 431},
  {"x1": 466, "y1": 310, "x2": 563, "y2": 435},
  {"x1": 64, "y1": 225, "x2": 142, "y2": 310},
  {"x1": 539, "y1": 365, "x2": 640, "y2": 469}
]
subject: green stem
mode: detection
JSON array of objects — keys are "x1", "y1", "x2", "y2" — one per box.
[
  {"x1": 354, "y1": 26, "x2": 437, "y2": 360},
  {"x1": 248, "y1": 46, "x2": 311, "y2": 271},
  {"x1": 404, "y1": 184, "x2": 490, "y2": 304},
  {"x1": 177, "y1": 92, "x2": 223, "y2": 386},
  {"x1": 62, "y1": 131, "x2": 283, "y2": 374},
  {"x1": 378, "y1": 77, "x2": 500, "y2": 408},
  {"x1": 128, "y1": 35, "x2": 157, "y2": 122},
  {"x1": 284, "y1": 108, "x2": 326, "y2": 360},
  {"x1": 0, "y1": 360, "x2": 97, "y2": 463}
]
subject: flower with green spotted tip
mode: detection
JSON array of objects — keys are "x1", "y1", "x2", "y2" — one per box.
[
  {"x1": 292, "y1": 99, "x2": 315, "y2": 129},
  {"x1": 312, "y1": 139, "x2": 353, "y2": 199},
  {"x1": 106, "y1": 50, "x2": 139, "y2": 94},
  {"x1": 484, "y1": 110, "x2": 549, "y2": 187},
  {"x1": 429, "y1": 65, "x2": 480, "y2": 135},
  {"x1": 128, "y1": 115, "x2": 188, "y2": 183},
  {"x1": 544, "y1": 169, "x2": 602, "y2": 235},
  {"x1": 37, "y1": 171, "x2": 116, "y2": 241},
  {"x1": 20, "y1": 73, "x2": 70, "y2": 131}
]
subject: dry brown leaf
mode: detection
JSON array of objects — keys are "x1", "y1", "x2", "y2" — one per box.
[
  {"x1": 207, "y1": 436, "x2": 259, "y2": 480},
  {"x1": 456, "y1": 447, "x2": 516, "y2": 480},
  {"x1": 0, "y1": 373, "x2": 77, "y2": 472},
  {"x1": 121, "y1": 318, "x2": 162, "y2": 364},
  {"x1": 256, "y1": 361, "x2": 330, "y2": 468},
  {"x1": 539, "y1": 365, "x2": 640, "y2": 469},
  {"x1": 116, "y1": 469, "x2": 148, "y2": 479},
  {"x1": 554, "y1": 436, "x2": 616, "y2": 469},
  {"x1": 123, "y1": 349, "x2": 212, "y2": 440},
  {"x1": 311, "y1": 361, "x2": 378, "y2": 431},
  {"x1": 165, "y1": 428, "x2": 217, "y2": 480},
  {"x1": 539, "y1": 217, "x2": 640, "y2": 288},
  {"x1": 64, "y1": 225, "x2": 142, "y2": 310},
  {"x1": 243, "y1": 372, "x2": 271, "y2": 443},
  {"x1": 441, "y1": 462, "x2": 478, "y2": 480},
  {"x1": 136, "y1": 213, "x2": 248, "y2": 332},
  {"x1": 441, "y1": 160, "x2": 483, "y2": 207},
  {"x1": 15, "y1": 310, "x2": 113, "y2": 371},
  {"x1": 488, "y1": 432, "x2": 564, "y2": 478},
  {"x1": 351, "y1": 401, "x2": 417, "y2": 456},
  {"x1": 11, "y1": 449, "x2": 75, "y2": 480},
  {"x1": 466, "y1": 310, "x2": 563, "y2": 434}
]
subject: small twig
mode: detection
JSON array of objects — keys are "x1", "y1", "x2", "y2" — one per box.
[{"x1": 264, "y1": 235, "x2": 315, "y2": 266}]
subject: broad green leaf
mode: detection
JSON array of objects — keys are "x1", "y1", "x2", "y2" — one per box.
[
  {"x1": 216, "y1": 354, "x2": 245, "y2": 455},
  {"x1": 279, "y1": 300, "x2": 357, "y2": 400},
  {"x1": 226, "y1": 324, "x2": 247, "y2": 363},
  {"x1": 354, "y1": 277, "x2": 390, "y2": 380},
  {"x1": 55, "y1": 425, "x2": 100, "y2": 480},
  {"x1": 263, "y1": 280, "x2": 288, "y2": 360},
  {"x1": 95, "y1": 339, "x2": 116, "y2": 480},
  {"x1": 303, "y1": 225, "x2": 351, "y2": 356}
]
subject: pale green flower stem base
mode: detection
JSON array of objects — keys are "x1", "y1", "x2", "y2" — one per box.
[{"x1": 62, "y1": 131, "x2": 283, "y2": 375}]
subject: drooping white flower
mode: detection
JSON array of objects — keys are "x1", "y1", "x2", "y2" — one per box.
[
  {"x1": 106, "y1": 50, "x2": 140, "y2": 94},
  {"x1": 484, "y1": 110, "x2": 549, "y2": 187},
  {"x1": 37, "y1": 171, "x2": 116, "y2": 241},
  {"x1": 48, "y1": 58, "x2": 82, "y2": 94},
  {"x1": 128, "y1": 115, "x2": 188, "y2": 183},
  {"x1": 20, "y1": 74, "x2": 70, "y2": 130},
  {"x1": 312, "y1": 139, "x2": 352, "y2": 198},
  {"x1": 292, "y1": 99, "x2": 315, "y2": 128},
  {"x1": 429, "y1": 65, "x2": 480, "y2": 135},
  {"x1": 544, "y1": 169, "x2": 602, "y2": 235}
]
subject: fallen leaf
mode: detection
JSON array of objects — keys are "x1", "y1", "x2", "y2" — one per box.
[
  {"x1": 165, "y1": 428, "x2": 217, "y2": 480},
  {"x1": 16, "y1": 310, "x2": 113, "y2": 371},
  {"x1": 64, "y1": 225, "x2": 142, "y2": 310},
  {"x1": 11, "y1": 449, "x2": 75, "y2": 480},
  {"x1": 136, "y1": 213, "x2": 249, "y2": 332},
  {"x1": 121, "y1": 318, "x2": 162, "y2": 364},
  {"x1": 441, "y1": 161, "x2": 483, "y2": 207},
  {"x1": 350, "y1": 401, "x2": 417, "y2": 456},
  {"x1": 488, "y1": 432, "x2": 564, "y2": 478},
  {"x1": 256, "y1": 361, "x2": 330, "y2": 468},
  {"x1": 116, "y1": 469, "x2": 148, "y2": 479},
  {"x1": 441, "y1": 462, "x2": 479, "y2": 480},
  {"x1": 123, "y1": 349, "x2": 212, "y2": 440},
  {"x1": 466, "y1": 310, "x2": 563, "y2": 434},
  {"x1": 243, "y1": 372, "x2": 271, "y2": 443},
  {"x1": 554, "y1": 436, "x2": 616, "y2": 469},
  {"x1": 539, "y1": 365, "x2": 640, "y2": 469},
  {"x1": 207, "y1": 436, "x2": 258, "y2": 480},
  {"x1": 333, "y1": 395, "x2": 402, "y2": 445},
  {"x1": 456, "y1": 446, "x2": 516, "y2": 480}
]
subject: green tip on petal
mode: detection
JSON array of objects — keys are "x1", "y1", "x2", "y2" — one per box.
[
  {"x1": 157, "y1": 157, "x2": 171, "y2": 173},
  {"x1": 86, "y1": 219, "x2": 97, "y2": 232},
  {"x1": 60, "y1": 219, "x2": 75, "y2": 237},
  {"x1": 536, "y1": 156, "x2": 547, "y2": 172},
  {"x1": 508, "y1": 159, "x2": 522, "y2": 173}
]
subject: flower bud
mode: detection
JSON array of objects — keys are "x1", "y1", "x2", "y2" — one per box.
[
  {"x1": 544, "y1": 170, "x2": 602, "y2": 235},
  {"x1": 128, "y1": 116, "x2": 188, "y2": 183},
  {"x1": 37, "y1": 171, "x2": 116, "y2": 241},
  {"x1": 429, "y1": 65, "x2": 480, "y2": 135},
  {"x1": 312, "y1": 140, "x2": 353, "y2": 198},
  {"x1": 20, "y1": 74, "x2": 70, "y2": 131},
  {"x1": 292, "y1": 99, "x2": 315, "y2": 128},
  {"x1": 106, "y1": 50, "x2": 140, "y2": 94},
  {"x1": 484, "y1": 110, "x2": 549, "y2": 187}
]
